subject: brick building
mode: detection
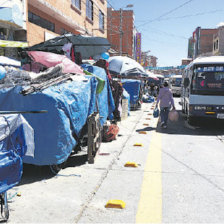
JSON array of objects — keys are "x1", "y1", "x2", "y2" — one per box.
[
  {"x1": 0, "y1": 0, "x2": 107, "y2": 48},
  {"x1": 213, "y1": 26, "x2": 224, "y2": 56},
  {"x1": 107, "y1": 8, "x2": 135, "y2": 58},
  {"x1": 149, "y1": 55, "x2": 158, "y2": 67},
  {"x1": 27, "y1": 0, "x2": 107, "y2": 46},
  {"x1": 191, "y1": 27, "x2": 218, "y2": 59}
]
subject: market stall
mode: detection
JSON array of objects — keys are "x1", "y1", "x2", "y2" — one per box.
[{"x1": 121, "y1": 79, "x2": 143, "y2": 110}]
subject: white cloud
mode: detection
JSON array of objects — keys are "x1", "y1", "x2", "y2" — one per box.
[{"x1": 216, "y1": 22, "x2": 224, "y2": 28}]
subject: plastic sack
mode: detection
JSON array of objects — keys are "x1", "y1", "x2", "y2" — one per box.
[
  {"x1": 102, "y1": 124, "x2": 119, "y2": 142},
  {"x1": 153, "y1": 108, "x2": 159, "y2": 118},
  {"x1": 168, "y1": 110, "x2": 179, "y2": 122}
]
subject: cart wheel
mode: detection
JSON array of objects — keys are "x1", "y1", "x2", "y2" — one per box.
[
  {"x1": 1, "y1": 192, "x2": 9, "y2": 221},
  {"x1": 88, "y1": 156, "x2": 94, "y2": 164},
  {"x1": 49, "y1": 162, "x2": 65, "y2": 174}
]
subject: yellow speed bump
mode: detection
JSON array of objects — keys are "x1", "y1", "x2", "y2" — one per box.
[
  {"x1": 134, "y1": 143, "x2": 143, "y2": 147},
  {"x1": 105, "y1": 200, "x2": 126, "y2": 209},
  {"x1": 124, "y1": 162, "x2": 138, "y2": 167},
  {"x1": 138, "y1": 131, "x2": 147, "y2": 134}
]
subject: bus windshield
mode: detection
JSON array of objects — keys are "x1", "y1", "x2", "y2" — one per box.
[
  {"x1": 171, "y1": 78, "x2": 182, "y2": 87},
  {"x1": 191, "y1": 65, "x2": 224, "y2": 95}
]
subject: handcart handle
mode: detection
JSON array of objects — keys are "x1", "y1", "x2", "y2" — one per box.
[{"x1": 0, "y1": 110, "x2": 48, "y2": 114}]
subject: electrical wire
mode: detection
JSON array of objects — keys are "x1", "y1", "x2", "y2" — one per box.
[
  {"x1": 140, "y1": 26, "x2": 189, "y2": 40},
  {"x1": 136, "y1": 9, "x2": 224, "y2": 23},
  {"x1": 137, "y1": 0, "x2": 195, "y2": 28}
]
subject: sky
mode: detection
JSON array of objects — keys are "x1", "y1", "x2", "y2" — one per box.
[{"x1": 107, "y1": 0, "x2": 224, "y2": 67}]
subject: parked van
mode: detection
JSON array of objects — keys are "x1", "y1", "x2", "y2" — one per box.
[
  {"x1": 181, "y1": 56, "x2": 224, "y2": 123},
  {"x1": 169, "y1": 75, "x2": 182, "y2": 96}
]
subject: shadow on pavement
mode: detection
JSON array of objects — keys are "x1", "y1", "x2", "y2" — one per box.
[
  {"x1": 19, "y1": 153, "x2": 87, "y2": 185},
  {"x1": 156, "y1": 110, "x2": 224, "y2": 136},
  {"x1": 136, "y1": 127, "x2": 156, "y2": 132},
  {"x1": 64, "y1": 154, "x2": 88, "y2": 168},
  {"x1": 19, "y1": 164, "x2": 55, "y2": 186}
]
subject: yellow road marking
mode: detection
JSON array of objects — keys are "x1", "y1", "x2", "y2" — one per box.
[{"x1": 136, "y1": 131, "x2": 162, "y2": 223}]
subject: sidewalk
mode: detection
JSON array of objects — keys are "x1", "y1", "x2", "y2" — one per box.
[{"x1": 7, "y1": 102, "x2": 158, "y2": 223}]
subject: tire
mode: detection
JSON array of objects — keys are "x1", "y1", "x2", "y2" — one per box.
[
  {"x1": 49, "y1": 162, "x2": 66, "y2": 174},
  {"x1": 188, "y1": 116, "x2": 196, "y2": 125},
  {"x1": 1, "y1": 192, "x2": 9, "y2": 221}
]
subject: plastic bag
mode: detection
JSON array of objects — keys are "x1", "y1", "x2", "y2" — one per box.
[
  {"x1": 153, "y1": 108, "x2": 159, "y2": 118},
  {"x1": 168, "y1": 110, "x2": 179, "y2": 122}
]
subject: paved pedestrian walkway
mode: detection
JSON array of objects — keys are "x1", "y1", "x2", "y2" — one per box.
[{"x1": 8, "y1": 102, "x2": 158, "y2": 223}]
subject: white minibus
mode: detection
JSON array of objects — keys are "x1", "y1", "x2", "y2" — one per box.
[
  {"x1": 181, "y1": 56, "x2": 224, "y2": 123},
  {"x1": 169, "y1": 75, "x2": 182, "y2": 96}
]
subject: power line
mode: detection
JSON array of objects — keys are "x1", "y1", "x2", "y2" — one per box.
[
  {"x1": 107, "y1": 0, "x2": 115, "y2": 8},
  {"x1": 140, "y1": 26, "x2": 189, "y2": 40},
  {"x1": 136, "y1": 9, "x2": 224, "y2": 23},
  {"x1": 137, "y1": 0, "x2": 195, "y2": 28}
]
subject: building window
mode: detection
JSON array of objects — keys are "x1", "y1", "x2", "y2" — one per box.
[
  {"x1": 71, "y1": 0, "x2": 81, "y2": 10},
  {"x1": 28, "y1": 11, "x2": 55, "y2": 32},
  {"x1": 99, "y1": 10, "x2": 104, "y2": 31},
  {"x1": 86, "y1": 0, "x2": 93, "y2": 21}
]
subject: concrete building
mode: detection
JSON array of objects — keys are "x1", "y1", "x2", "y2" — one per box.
[
  {"x1": 187, "y1": 37, "x2": 194, "y2": 59},
  {"x1": 0, "y1": 0, "x2": 107, "y2": 48},
  {"x1": 191, "y1": 27, "x2": 218, "y2": 59},
  {"x1": 107, "y1": 7, "x2": 135, "y2": 58},
  {"x1": 181, "y1": 58, "x2": 192, "y2": 66},
  {"x1": 141, "y1": 51, "x2": 150, "y2": 67},
  {"x1": 213, "y1": 26, "x2": 224, "y2": 56},
  {"x1": 149, "y1": 55, "x2": 158, "y2": 67}
]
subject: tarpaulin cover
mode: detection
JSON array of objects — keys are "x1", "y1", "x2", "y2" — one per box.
[
  {"x1": 0, "y1": 56, "x2": 21, "y2": 67},
  {"x1": 27, "y1": 34, "x2": 111, "y2": 59},
  {"x1": 82, "y1": 64, "x2": 115, "y2": 126},
  {"x1": 121, "y1": 79, "x2": 141, "y2": 105},
  {"x1": 0, "y1": 76, "x2": 98, "y2": 165},
  {"x1": 0, "y1": 114, "x2": 34, "y2": 193},
  {"x1": 27, "y1": 51, "x2": 84, "y2": 75}
]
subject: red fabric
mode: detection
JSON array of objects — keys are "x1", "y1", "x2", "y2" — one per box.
[
  {"x1": 71, "y1": 47, "x2": 75, "y2": 62},
  {"x1": 103, "y1": 124, "x2": 119, "y2": 142},
  {"x1": 28, "y1": 51, "x2": 84, "y2": 75}
]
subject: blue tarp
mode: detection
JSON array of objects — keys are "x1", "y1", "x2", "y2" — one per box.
[
  {"x1": 0, "y1": 114, "x2": 34, "y2": 193},
  {"x1": 143, "y1": 95, "x2": 155, "y2": 103},
  {"x1": 121, "y1": 79, "x2": 141, "y2": 105},
  {"x1": 82, "y1": 64, "x2": 115, "y2": 126},
  {"x1": 0, "y1": 76, "x2": 98, "y2": 165}
]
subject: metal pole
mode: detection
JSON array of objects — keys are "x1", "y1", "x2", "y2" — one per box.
[{"x1": 119, "y1": 8, "x2": 123, "y2": 56}]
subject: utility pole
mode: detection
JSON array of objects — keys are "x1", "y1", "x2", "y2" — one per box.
[{"x1": 119, "y1": 8, "x2": 123, "y2": 56}]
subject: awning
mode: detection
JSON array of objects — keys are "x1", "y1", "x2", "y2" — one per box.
[{"x1": 0, "y1": 40, "x2": 28, "y2": 48}]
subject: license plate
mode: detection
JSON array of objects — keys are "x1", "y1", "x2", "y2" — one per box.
[{"x1": 217, "y1": 114, "x2": 224, "y2": 119}]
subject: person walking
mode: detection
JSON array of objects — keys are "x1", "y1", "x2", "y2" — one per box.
[{"x1": 156, "y1": 81, "x2": 175, "y2": 128}]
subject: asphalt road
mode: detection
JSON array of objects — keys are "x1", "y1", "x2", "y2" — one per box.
[{"x1": 5, "y1": 98, "x2": 224, "y2": 223}]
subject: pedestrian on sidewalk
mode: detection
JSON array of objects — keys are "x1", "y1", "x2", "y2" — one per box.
[{"x1": 155, "y1": 81, "x2": 175, "y2": 128}]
